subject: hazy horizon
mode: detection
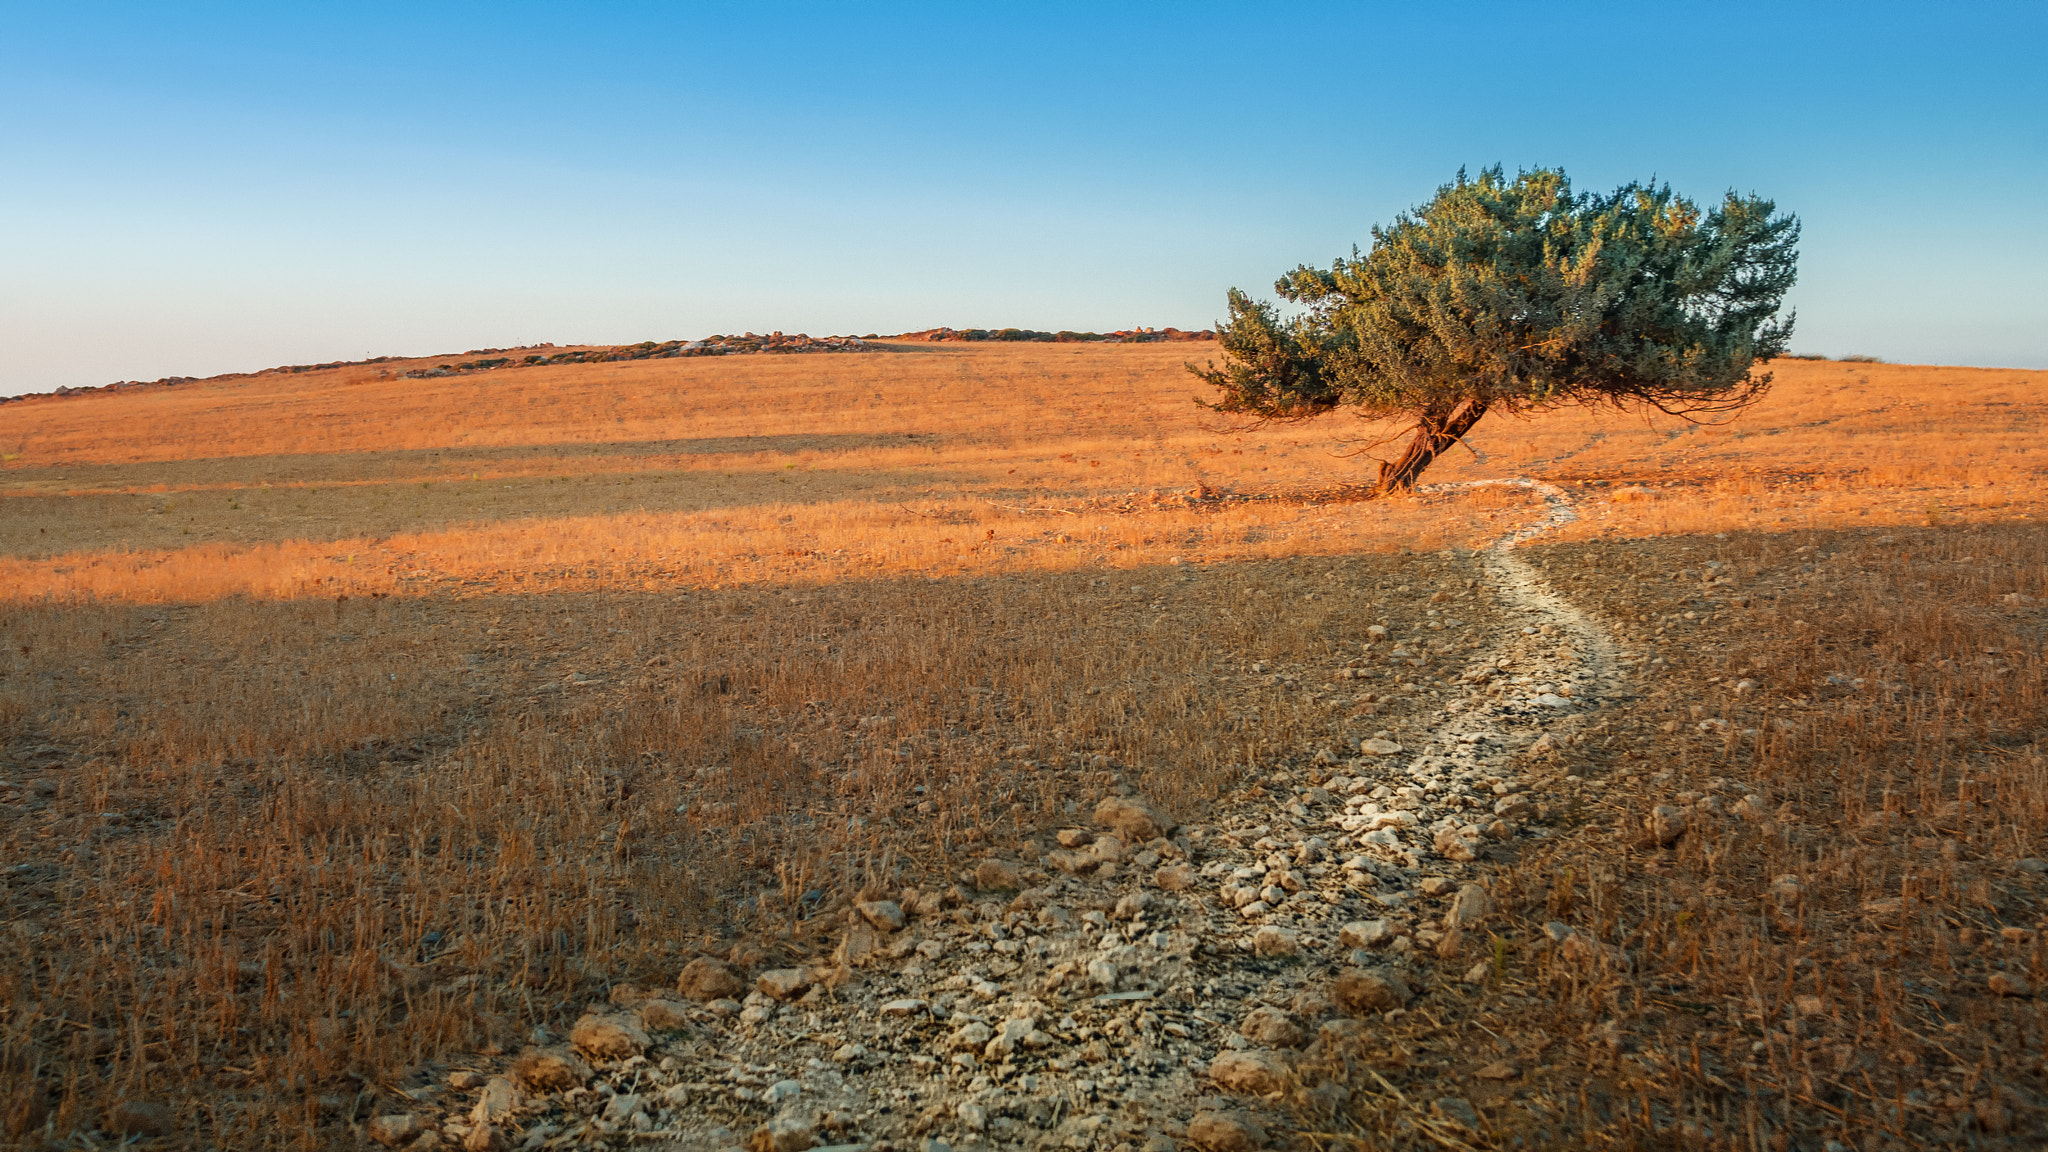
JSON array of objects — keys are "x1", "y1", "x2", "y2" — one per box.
[{"x1": 4, "y1": 1, "x2": 2044, "y2": 397}]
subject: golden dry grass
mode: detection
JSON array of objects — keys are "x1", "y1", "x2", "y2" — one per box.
[
  {"x1": 1320, "y1": 524, "x2": 2048, "y2": 1150},
  {"x1": 2, "y1": 342, "x2": 2044, "y2": 1148}
]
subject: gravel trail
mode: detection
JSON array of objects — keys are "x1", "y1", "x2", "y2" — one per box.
[{"x1": 418, "y1": 481, "x2": 1636, "y2": 1152}]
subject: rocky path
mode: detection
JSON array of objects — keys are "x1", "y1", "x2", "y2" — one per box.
[{"x1": 401, "y1": 481, "x2": 1640, "y2": 1152}]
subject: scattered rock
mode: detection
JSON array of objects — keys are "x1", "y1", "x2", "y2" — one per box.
[
  {"x1": 857, "y1": 900, "x2": 906, "y2": 932},
  {"x1": 1332, "y1": 968, "x2": 1412, "y2": 1014},
  {"x1": 1239, "y1": 1006, "x2": 1306, "y2": 1049},
  {"x1": 569, "y1": 1013, "x2": 649, "y2": 1060},
  {"x1": 1057, "y1": 828, "x2": 1095, "y2": 848},
  {"x1": 638, "y1": 998, "x2": 692, "y2": 1030},
  {"x1": 471, "y1": 1077, "x2": 519, "y2": 1124},
  {"x1": 1648, "y1": 805, "x2": 1689, "y2": 846},
  {"x1": 1186, "y1": 1110, "x2": 1268, "y2": 1152},
  {"x1": 748, "y1": 1113, "x2": 819, "y2": 1152},
  {"x1": 1093, "y1": 795, "x2": 1177, "y2": 841},
  {"x1": 1433, "y1": 826, "x2": 1482, "y2": 862},
  {"x1": 1208, "y1": 1049, "x2": 1290, "y2": 1095},
  {"x1": 1358, "y1": 739, "x2": 1404, "y2": 756},
  {"x1": 1155, "y1": 862, "x2": 1198, "y2": 891},
  {"x1": 975, "y1": 858, "x2": 1023, "y2": 890},
  {"x1": 1338, "y1": 920, "x2": 1392, "y2": 949},
  {"x1": 757, "y1": 968, "x2": 812, "y2": 1002},
  {"x1": 1433, "y1": 1097, "x2": 1482, "y2": 1134},
  {"x1": 1318, "y1": 1018, "x2": 1373, "y2": 1050},
  {"x1": 509, "y1": 1047, "x2": 592, "y2": 1093},
  {"x1": 1446, "y1": 883, "x2": 1491, "y2": 928},
  {"x1": 463, "y1": 1124, "x2": 509, "y2": 1152},
  {"x1": 946, "y1": 1021, "x2": 993, "y2": 1052},
  {"x1": 676, "y1": 957, "x2": 745, "y2": 1002},
  {"x1": 447, "y1": 1071, "x2": 485, "y2": 1091},
  {"x1": 1251, "y1": 926, "x2": 1299, "y2": 956}
]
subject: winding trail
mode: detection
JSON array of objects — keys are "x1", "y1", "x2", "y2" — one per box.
[
  {"x1": 1395, "y1": 478, "x2": 1632, "y2": 790},
  {"x1": 570, "y1": 482, "x2": 1642, "y2": 1152}
]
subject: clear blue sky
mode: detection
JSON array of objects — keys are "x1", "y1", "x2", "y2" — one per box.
[{"x1": 3, "y1": 1, "x2": 2043, "y2": 394}]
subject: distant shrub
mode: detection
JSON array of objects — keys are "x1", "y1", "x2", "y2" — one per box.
[{"x1": 1837, "y1": 354, "x2": 1886, "y2": 363}]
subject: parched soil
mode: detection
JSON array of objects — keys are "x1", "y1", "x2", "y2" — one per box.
[{"x1": 4, "y1": 344, "x2": 2046, "y2": 1150}]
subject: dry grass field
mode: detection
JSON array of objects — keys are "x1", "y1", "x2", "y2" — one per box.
[{"x1": 2, "y1": 341, "x2": 2044, "y2": 1150}]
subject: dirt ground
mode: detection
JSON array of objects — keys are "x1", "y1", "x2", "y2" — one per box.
[{"x1": 1, "y1": 344, "x2": 2044, "y2": 1150}]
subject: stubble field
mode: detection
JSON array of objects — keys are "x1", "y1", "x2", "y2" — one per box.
[{"x1": 2, "y1": 341, "x2": 2044, "y2": 1151}]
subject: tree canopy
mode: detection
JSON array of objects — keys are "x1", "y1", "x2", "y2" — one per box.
[{"x1": 1193, "y1": 165, "x2": 1799, "y2": 493}]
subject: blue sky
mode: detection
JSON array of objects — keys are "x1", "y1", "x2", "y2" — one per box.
[{"x1": 3, "y1": 1, "x2": 2043, "y2": 394}]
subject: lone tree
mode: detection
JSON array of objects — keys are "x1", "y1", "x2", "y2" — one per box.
[{"x1": 1193, "y1": 166, "x2": 1799, "y2": 494}]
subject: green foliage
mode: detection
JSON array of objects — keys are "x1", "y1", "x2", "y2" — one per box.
[{"x1": 1195, "y1": 166, "x2": 1799, "y2": 427}]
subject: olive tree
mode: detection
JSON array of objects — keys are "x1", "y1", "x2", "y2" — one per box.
[{"x1": 1193, "y1": 166, "x2": 1799, "y2": 494}]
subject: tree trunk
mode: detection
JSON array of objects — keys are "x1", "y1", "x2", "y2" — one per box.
[{"x1": 1374, "y1": 398, "x2": 1491, "y2": 495}]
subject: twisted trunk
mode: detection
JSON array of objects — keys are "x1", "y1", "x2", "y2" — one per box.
[{"x1": 1374, "y1": 398, "x2": 1490, "y2": 495}]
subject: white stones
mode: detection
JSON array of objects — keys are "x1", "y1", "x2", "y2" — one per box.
[
  {"x1": 761, "y1": 1080, "x2": 802, "y2": 1106},
  {"x1": 1250, "y1": 926, "x2": 1299, "y2": 956},
  {"x1": 955, "y1": 1101, "x2": 989, "y2": 1131},
  {"x1": 945, "y1": 1021, "x2": 992, "y2": 1052},
  {"x1": 1358, "y1": 739, "x2": 1405, "y2": 756},
  {"x1": 879, "y1": 998, "x2": 927, "y2": 1016},
  {"x1": 1338, "y1": 920, "x2": 1393, "y2": 949},
  {"x1": 1085, "y1": 959, "x2": 1118, "y2": 989}
]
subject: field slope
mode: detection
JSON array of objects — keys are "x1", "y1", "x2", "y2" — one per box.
[{"x1": 2, "y1": 343, "x2": 2044, "y2": 1150}]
